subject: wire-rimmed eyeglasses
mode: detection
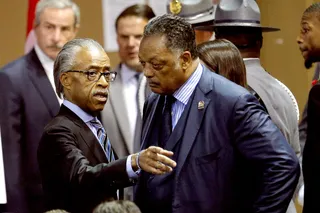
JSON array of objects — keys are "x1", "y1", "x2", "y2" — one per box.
[{"x1": 66, "y1": 70, "x2": 117, "y2": 82}]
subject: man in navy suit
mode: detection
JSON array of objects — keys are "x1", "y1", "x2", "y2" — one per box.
[
  {"x1": 134, "y1": 14, "x2": 300, "y2": 213},
  {"x1": 0, "y1": 0, "x2": 80, "y2": 212}
]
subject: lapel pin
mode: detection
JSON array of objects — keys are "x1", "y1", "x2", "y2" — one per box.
[{"x1": 198, "y1": 101, "x2": 205, "y2": 110}]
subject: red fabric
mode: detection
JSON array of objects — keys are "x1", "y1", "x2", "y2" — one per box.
[{"x1": 26, "y1": 0, "x2": 39, "y2": 36}]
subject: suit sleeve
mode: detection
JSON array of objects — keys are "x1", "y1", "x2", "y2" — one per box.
[
  {"x1": 302, "y1": 84, "x2": 320, "y2": 213},
  {"x1": 232, "y1": 93, "x2": 300, "y2": 213},
  {"x1": 0, "y1": 71, "x2": 28, "y2": 212},
  {"x1": 38, "y1": 125, "x2": 132, "y2": 197}
]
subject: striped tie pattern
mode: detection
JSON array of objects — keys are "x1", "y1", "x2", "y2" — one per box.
[{"x1": 90, "y1": 118, "x2": 115, "y2": 162}]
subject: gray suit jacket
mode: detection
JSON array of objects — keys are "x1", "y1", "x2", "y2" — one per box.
[
  {"x1": 245, "y1": 59, "x2": 301, "y2": 157},
  {"x1": 101, "y1": 64, "x2": 150, "y2": 158},
  {"x1": 245, "y1": 59, "x2": 300, "y2": 213}
]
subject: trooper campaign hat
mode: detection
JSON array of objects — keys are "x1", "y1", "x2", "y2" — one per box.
[
  {"x1": 166, "y1": 0, "x2": 216, "y2": 31},
  {"x1": 214, "y1": 0, "x2": 280, "y2": 32}
]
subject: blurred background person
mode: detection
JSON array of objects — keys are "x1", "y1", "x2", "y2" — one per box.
[
  {"x1": 93, "y1": 200, "x2": 141, "y2": 213},
  {"x1": 166, "y1": 0, "x2": 217, "y2": 44},
  {"x1": 100, "y1": 4, "x2": 155, "y2": 200},
  {"x1": 198, "y1": 39, "x2": 247, "y2": 88},
  {"x1": 0, "y1": 0, "x2": 80, "y2": 212},
  {"x1": 296, "y1": 3, "x2": 320, "y2": 213}
]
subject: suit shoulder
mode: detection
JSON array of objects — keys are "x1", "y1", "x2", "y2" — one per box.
[
  {"x1": 44, "y1": 114, "x2": 76, "y2": 133},
  {"x1": 0, "y1": 54, "x2": 29, "y2": 76},
  {"x1": 206, "y1": 70, "x2": 250, "y2": 99}
]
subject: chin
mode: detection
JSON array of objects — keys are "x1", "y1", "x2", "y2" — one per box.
[{"x1": 305, "y1": 60, "x2": 313, "y2": 69}]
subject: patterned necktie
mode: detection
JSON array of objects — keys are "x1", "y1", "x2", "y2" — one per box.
[
  {"x1": 90, "y1": 118, "x2": 115, "y2": 162},
  {"x1": 159, "y1": 95, "x2": 175, "y2": 148}
]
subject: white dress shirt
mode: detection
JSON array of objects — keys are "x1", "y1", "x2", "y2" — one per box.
[
  {"x1": 34, "y1": 44, "x2": 63, "y2": 105},
  {"x1": 121, "y1": 64, "x2": 140, "y2": 139}
]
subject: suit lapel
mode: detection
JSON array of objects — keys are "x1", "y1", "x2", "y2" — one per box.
[
  {"x1": 79, "y1": 125, "x2": 109, "y2": 164},
  {"x1": 26, "y1": 49, "x2": 60, "y2": 117},
  {"x1": 175, "y1": 69, "x2": 212, "y2": 178},
  {"x1": 140, "y1": 95, "x2": 162, "y2": 150},
  {"x1": 60, "y1": 105, "x2": 108, "y2": 164},
  {"x1": 109, "y1": 67, "x2": 132, "y2": 150}
]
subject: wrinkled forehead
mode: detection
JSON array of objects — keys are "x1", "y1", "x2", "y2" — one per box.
[{"x1": 301, "y1": 12, "x2": 320, "y2": 25}]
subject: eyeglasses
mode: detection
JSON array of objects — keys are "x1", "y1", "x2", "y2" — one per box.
[{"x1": 66, "y1": 70, "x2": 117, "y2": 82}]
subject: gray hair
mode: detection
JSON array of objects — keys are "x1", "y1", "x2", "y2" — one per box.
[
  {"x1": 144, "y1": 14, "x2": 198, "y2": 59},
  {"x1": 35, "y1": 0, "x2": 80, "y2": 27},
  {"x1": 54, "y1": 38, "x2": 105, "y2": 98}
]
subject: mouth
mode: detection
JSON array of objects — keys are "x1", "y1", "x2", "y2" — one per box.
[
  {"x1": 93, "y1": 92, "x2": 108, "y2": 102},
  {"x1": 148, "y1": 81, "x2": 160, "y2": 88}
]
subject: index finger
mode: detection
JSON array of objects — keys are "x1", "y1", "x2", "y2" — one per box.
[
  {"x1": 156, "y1": 154, "x2": 177, "y2": 168},
  {"x1": 148, "y1": 146, "x2": 174, "y2": 157}
]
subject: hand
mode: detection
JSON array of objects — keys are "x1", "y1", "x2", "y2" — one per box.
[{"x1": 132, "y1": 146, "x2": 177, "y2": 175}]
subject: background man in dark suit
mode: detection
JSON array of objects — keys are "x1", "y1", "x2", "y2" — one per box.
[
  {"x1": 296, "y1": 3, "x2": 320, "y2": 213},
  {"x1": 134, "y1": 14, "x2": 300, "y2": 213},
  {"x1": 0, "y1": 0, "x2": 80, "y2": 212},
  {"x1": 38, "y1": 38, "x2": 176, "y2": 213}
]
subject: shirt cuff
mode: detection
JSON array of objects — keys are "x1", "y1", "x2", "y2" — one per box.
[{"x1": 126, "y1": 154, "x2": 140, "y2": 179}]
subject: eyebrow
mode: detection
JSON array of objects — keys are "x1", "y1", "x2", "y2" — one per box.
[
  {"x1": 43, "y1": 21, "x2": 72, "y2": 28},
  {"x1": 85, "y1": 65, "x2": 110, "y2": 71}
]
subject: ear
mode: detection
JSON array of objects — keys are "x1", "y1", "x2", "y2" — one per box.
[
  {"x1": 60, "y1": 72, "x2": 72, "y2": 92},
  {"x1": 180, "y1": 51, "x2": 193, "y2": 71},
  {"x1": 73, "y1": 24, "x2": 80, "y2": 35}
]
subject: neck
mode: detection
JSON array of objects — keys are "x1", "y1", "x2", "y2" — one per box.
[{"x1": 240, "y1": 50, "x2": 260, "y2": 59}]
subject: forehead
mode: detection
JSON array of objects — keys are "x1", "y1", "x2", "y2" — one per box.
[
  {"x1": 39, "y1": 7, "x2": 75, "y2": 25},
  {"x1": 301, "y1": 13, "x2": 320, "y2": 25},
  {"x1": 74, "y1": 47, "x2": 110, "y2": 69},
  {"x1": 139, "y1": 35, "x2": 170, "y2": 59},
  {"x1": 117, "y1": 16, "x2": 148, "y2": 33}
]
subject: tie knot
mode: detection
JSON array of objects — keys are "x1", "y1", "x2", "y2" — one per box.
[
  {"x1": 134, "y1": 73, "x2": 140, "y2": 81},
  {"x1": 90, "y1": 118, "x2": 103, "y2": 129},
  {"x1": 165, "y1": 95, "x2": 175, "y2": 106}
]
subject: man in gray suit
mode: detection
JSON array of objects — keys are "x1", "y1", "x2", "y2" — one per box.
[
  {"x1": 100, "y1": 4, "x2": 155, "y2": 200},
  {"x1": 101, "y1": 4, "x2": 155, "y2": 158},
  {"x1": 214, "y1": 0, "x2": 301, "y2": 212}
]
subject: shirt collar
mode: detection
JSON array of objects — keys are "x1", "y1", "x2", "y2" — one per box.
[
  {"x1": 121, "y1": 63, "x2": 140, "y2": 84},
  {"x1": 34, "y1": 44, "x2": 54, "y2": 73},
  {"x1": 173, "y1": 62, "x2": 203, "y2": 105},
  {"x1": 63, "y1": 100, "x2": 95, "y2": 123},
  {"x1": 243, "y1": 58, "x2": 260, "y2": 62}
]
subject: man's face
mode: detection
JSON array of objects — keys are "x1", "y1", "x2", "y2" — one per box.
[
  {"x1": 297, "y1": 14, "x2": 320, "y2": 68},
  {"x1": 65, "y1": 47, "x2": 111, "y2": 115},
  {"x1": 34, "y1": 7, "x2": 79, "y2": 60},
  {"x1": 139, "y1": 35, "x2": 187, "y2": 95},
  {"x1": 117, "y1": 16, "x2": 148, "y2": 71}
]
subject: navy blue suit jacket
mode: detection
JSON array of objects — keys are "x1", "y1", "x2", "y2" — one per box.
[
  {"x1": 135, "y1": 67, "x2": 300, "y2": 213},
  {"x1": 0, "y1": 49, "x2": 60, "y2": 213}
]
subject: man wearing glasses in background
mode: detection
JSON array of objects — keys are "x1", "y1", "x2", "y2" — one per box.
[{"x1": 37, "y1": 38, "x2": 176, "y2": 213}]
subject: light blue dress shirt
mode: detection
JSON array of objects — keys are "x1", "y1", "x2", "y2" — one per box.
[
  {"x1": 63, "y1": 100, "x2": 138, "y2": 179},
  {"x1": 171, "y1": 63, "x2": 203, "y2": 129}
]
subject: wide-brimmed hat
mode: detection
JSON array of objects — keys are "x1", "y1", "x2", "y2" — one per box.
[
  {"x1": 166, "y1": 0, "x2": 216, "y2": 31},
  {"x1": 214, "y1": 0, "x2": 280, "y2": 32}
]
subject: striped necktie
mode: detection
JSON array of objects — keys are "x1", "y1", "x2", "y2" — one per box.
[{"x1": 90, "y1": 118, "x2": 115, "y2": 162}]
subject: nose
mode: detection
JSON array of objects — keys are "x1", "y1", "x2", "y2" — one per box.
[
  {"x1": 52, "y1": 28, "x2": 63, "y2": 43},
  {"x1": 128, "y1": 36, "x2": 136, "y2": 47},
  {"x1": 143, "y1": 63, "x2": 154, "y2": 78},
  {"x1": 97, "y1": 74, "x2": 109, "y2": 88},
  {"x1": 296, "y1": 34, "x2": 303, "y2": 44}
]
